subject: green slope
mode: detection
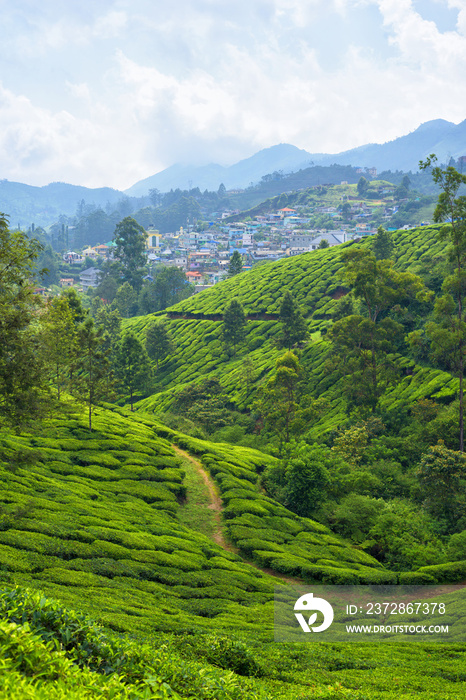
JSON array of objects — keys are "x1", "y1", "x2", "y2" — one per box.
[{"x1": 127, "y1": 225, "x2": 455, "y2": 438}]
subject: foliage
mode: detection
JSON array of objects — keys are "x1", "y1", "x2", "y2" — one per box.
[
  {"x1": 115, "y1": 332, "x2": 152, "y2": 410},
  {"x1": 254, "y1": 352, "x2": 302, "y2": 449},
  {"x1": 228, "y1": 250, "x2": 243, "y2": 277},
  {"x1": 420, "y1": 155, "x2": 466, "y2": 451},
  {"x1": 416, "y1": 442, "x2": 466, "y2": 529},
  {"x1": 278, "y1": 290, "x2": 308, "y2": 350},
  {"x1": 329, "y1": 248, "x2": 430, "y2": 413},
  {"x1": 139, "y1": 267, "x2": 193, "y2": 314},
  {"x1": 113, "y1": 217, "x2": 147, "y2": 291},
  {"x1": 0, "y1": 214, "x2": 49, "y2": 427},
  {"x1": 371, "y1": 226, "x2": 394, "y2": 260},
  {"x1": 145, "y1": 320, "x2": 174, "y2": 370},
  {"x1": 114, "y1": 281, "x2": 138, "y2": 318},
  {"x1": 223, "y1": 299, "x2": 247, "y2": 356}
]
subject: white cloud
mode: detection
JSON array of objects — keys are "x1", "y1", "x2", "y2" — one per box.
[{"x1": 0, "y1": 0, "x2": 466, "y2": 189}]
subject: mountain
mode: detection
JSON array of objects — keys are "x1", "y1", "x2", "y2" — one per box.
[
  {"x1": 0, "y1": 179, "x2": 125, "y2": 229},
  {"x1": 124, "y1": 144, "x2": 314, "y2": 197},
  {"x1": 125, "y1": 119, "x2": 466, "y2": 196},
  {"x1": 309, "y1": 118, "x2": 461, "y2": 171}
]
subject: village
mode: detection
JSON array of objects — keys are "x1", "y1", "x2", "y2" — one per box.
[{"x1": 57, "y1": 177, "x2": 429, "y2": 293}]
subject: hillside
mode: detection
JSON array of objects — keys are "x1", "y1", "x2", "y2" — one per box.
[
  {"x1": 130, "y1": 224, "x2": 452, "y2": 428},
  {"x1": 4, "y1": 218, "x2": 466, "y2": 697},
  {"x1": 1, "y1": 400, "x2": 466, "y2": 698}
]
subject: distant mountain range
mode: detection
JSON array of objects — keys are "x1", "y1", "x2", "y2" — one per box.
[
  {"x1": 125, "y1": 118, "x2": 466, "y2": 196},
  {"x1": 2, "y1": 118, "x2": 466, "y2": 228}
]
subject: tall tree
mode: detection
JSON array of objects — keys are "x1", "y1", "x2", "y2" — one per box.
[
  {"x1": 223, "y1": 299, "x2": 247, "y2": 356},
  {"x1": 0, "y1": 215, "x2": 48, "y2": 426},
  {"x1": 72, "y1": 318, "x2": 109, "y2": 430},
  {"x1": 113, "y1": 216, "x2": 147, "y2": 291},
  {"x1": 419, "y1": 155, "x2": 466, "y2": 451},
  {"x1": 255, "y1": 351, "x2": 302, "y2": 451},
  {"x1": 114, "y1": 281, "x2": 138, "y2": 318},
  {"x1": 372, "y1": 225, "x2": 394, "y2": 260},
  {"x1": 145, "y1": 320, "x2": 174, "y2": 369},
  {"x1": 42, "y1": 296, "x2": 77, "y2": 399},
  {"x1": 357, "y1": 176, "x2": 369, "y2": 196},
  {"x1": 279, "y1": 290, "x2": 308, "y2": 349},
  {"x1": 115, "y1": 332, "x2": 152, "y2": 410},
  {"x1": 329, "y1": 248, "x2": 429, "y2": 413},
  {"x1": 228, "y1": 250, "x2": 243, "y2": 276}
]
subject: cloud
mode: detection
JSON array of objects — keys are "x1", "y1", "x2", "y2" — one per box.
[{"x1": 1, "y1": 0, "x2": 466, "y2": 189}]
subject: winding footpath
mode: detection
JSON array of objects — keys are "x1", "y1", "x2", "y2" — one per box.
[{"x1": 172, "y1": 443, "x2": 302, "y2": 585}]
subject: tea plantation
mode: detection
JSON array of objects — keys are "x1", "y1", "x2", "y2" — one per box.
[
  {"x1": 3, "y1": 222, "x2": 466, "y2": 698},
  {"x1": 1, "y1": 401, "x2": 466, "y2": 698}
]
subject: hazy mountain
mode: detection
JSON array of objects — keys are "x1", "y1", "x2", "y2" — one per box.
[
  {"x1": 124, "y1": 144, "x2": 314, "y2": 197},
  {"x1": 310, "y1": 119, "x2": 461, "y2": 171},
  {"x1": 0, "y1": 180, "x2": 124, "y2": 229},
  {"x1": 125, "y1": 119, "x2": 466, "y2": 197}
]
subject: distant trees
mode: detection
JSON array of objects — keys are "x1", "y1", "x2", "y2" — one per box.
[
  {"x1": 138, "y1": 267, "x2": 193, "y2": 314},
  {"x1": 279, "y1": 290, "x2": 308, "y2": 350},
  {"x1": 228, "y1": 250, "x2": 243, "y2": 276},
  {"x1": 223, "y1": 299, "x2": 247, "y2": 355}
]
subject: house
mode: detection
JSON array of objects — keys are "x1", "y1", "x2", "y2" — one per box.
[
  {"x1": 80, "y1": 268, "x2": 102, "y2": 289},
  {"x1": 82, "y1": 247, "x2": 99, "y2": 260},
  {"x1": 59, "y1": 278, "x2": 75, "y2": 287},
  {"x1": 310, "y1": 232, "x2": 347, "y2": 249}
]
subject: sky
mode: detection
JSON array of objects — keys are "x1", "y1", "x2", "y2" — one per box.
[{"x1": 1, "y1": 0, "x2": 466, "y2": 190}]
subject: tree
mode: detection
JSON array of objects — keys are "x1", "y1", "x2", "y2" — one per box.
[
  {"x1": 340, "y1": 201, "x2": 352, "y2": 222},
  {"x1": 329, "y1": 248, "x2": 429, "y2": 413},
  {"x1": 94, "y1": 305, "x2": 122, "y2": 397},
  {"x1": 416, "y1": 442, "x2": 466, "y2": 528},
  {"x1": 72, "y1": 318, "x2": 110, "y2": 430},
  {"x1": 228, "y1": 250, "x2": 243, "y2": 276},
  {"x1": 115, "y1": 332, "x2": 152, "y2": 410},
  {"x1": 139, "y1": 266, "x2": 193, "y2": 314},
  {"x1": 113, "y1": 217, "x2": 147, "y2": 291},
  {"x1": 283, "y1": 443, "x2": 331, "y2": 518},
  {"x1": 371, "y1": 226, "x2": 394, "y2": 260},
  {"x1": 145, "y1": 320, "x2": 174, "y2": 369},
  {"x1": 318, "y1": 239, "x2": 329, "y2": 249},
  {"x1": 357, "y1": 176, "x2": 369, "y2": 197},
  {"x1": 223, "y1": 299, "x2": 247, "y2": 355},
  {"x1": 0, "y1": 215, "x2": 48, "y2": 426},
  {"x1": 42, "y1": 296, "x2": 77, "y2": 399},
  {"x1": 279, "y1": 290, "x2": 308, "y2": 350},
  {"x1": 114, "y1": 281, "x2": 138, "y2": 318},
  {"x1": 255, "y1": 351, "x2": 302, "y2": 451},
  {"x1": 419, "y1": 155, "x2": 466, "y2": 451}
]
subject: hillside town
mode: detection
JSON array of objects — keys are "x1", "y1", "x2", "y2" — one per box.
[{"x1": 59, "y1": 178, "x2": 424, "y2": 293}]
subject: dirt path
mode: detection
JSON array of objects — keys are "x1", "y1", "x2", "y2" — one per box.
[
  {"x1": 172, "y1": 444, "x2": 234, "y2": 550},
  {"x1": 172, "y1": 443, "x2": 302, "y2": 585}
]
